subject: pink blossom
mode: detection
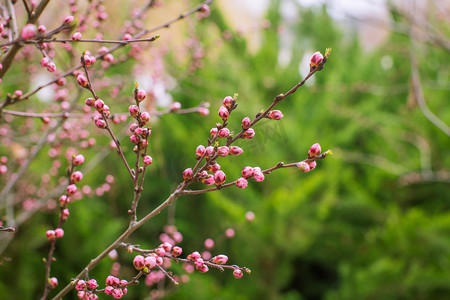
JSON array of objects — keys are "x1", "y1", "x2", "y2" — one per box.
[
  {"x1": 46, "y1": 230, "x2": 55, "y2": 241},
  {"x1": 133, "y1": 255, "x2": 145, "y2": 270},
  {"x1": 241, "y1": 117, "x2": 251, "y2": 129},
  {"x1": 268, "y1": 110, "x2": 283, "y2": 120},
  {"x1": 71, "y1": 171, "x2": 83, "y2": 183},
  {"x1": 236, "y1": 177, "x2": 248, "y2": 189},
  {"x1": 49, "y1": 277, "x2": 58, "y2": 289},
  {"x1": 217, "y1": 146, "x2": 229, "y2": 157},
  {"x1": 212, "y1": 254, "x2": 228, "y2": 265},
  {"x1": 225, "y1": 228, "x2": 235, "y2": 238},
  {"x1": 55, "y1": 228, "x2": 64, "y2": 238},
  {"x1": 172, "y1": 246, "x2": 183, "y2": 257},
  {"x1": 129, "y1": 105, "x2": 139, "y2": 117},
  {"x1": 136, "y1": 90, "x2": 146, "y2": 102},
  {"x1": 241, "y1": 166, "x2": 254, "y2": 178},
  {"x1": 87, "y1": 279, "x2": 98, "y2": 289},
  {"x1": 72, "y1": 32, "x2": 82, "y2": 41},
  {"x1": 233, "y1": 269, "x2": 243, "y2": 279},
  {"x1": 253, "y1": 171, "x2": 265, "y2": 182},
  {"x1": 214, "y1": 171, "x2": 226, "y2": 185},
  {"x1": 143, "y1": 155, "x2": 152, "y2": 166},
  {"x1": 308, "y1": 143, "x2": 321, "y2": 158},
  {"x1": 77, "y1": 74, "x2": 88, "y2": 88},
  {"x1": 202, "y1": 175, "x2": 215, "y2": 186},
  {"x1": 210, "y1": 127, "x2": 218, "y2": 137},
  {"x1": 204, "y1": 146, "x2": 215, "y2": 158},
  {"x1": 243, "y1": 128, "x2": 255, "y2": 139},
  {"x1": 218, "y1": 128, "x2": 230, "y2": 138},
  {"x1": 106, "y1": 275, "x2": 120, "y2": 286},
  {"x1": 310, "y1": 51, "x2": 324, "y2": 69},
  {"x1": 144, "y1": 256, "x2": 157, "y2": 269},
  {"x1": 222, "y1": 96, "x2": 233, "y2": 108},
  {"x1": 21, "y1": 24, "x2": 37, "y2": 40},
  {"x1": 73, "y1": 154, "x2": 85, "y2": 166},
  {"x1": 63, "y1": 15, "x2": 75, "y2": 24},
  {"x1": 183, "y1": 168, "x2": 193, "y2": 181},
  {"x1": 170, "y1": 101, "x2": 181, "y2": 111},
  {"x1": 204, "y1": 238, "x2": 215, "y2": 249},
  {"x1": 246, "y1": 211, "x2": 255, "y2": 222},
  {"x1": 155, "y1": 247, "x2": 165, "y2": 257},
  {"x1": 195, "y1": 145, "x2": 206, "y2": 158},
  {"x1": 218, "y1": 105, "x2": 229, "y2": 121},
  {"x1": 140, "y1": 112, "x2": 150, "y2": 124},
  {"x1": 297, "y1": 161, "x2": 310, "y2": 172},
  {"x1": 67, "y1": 184, "x2": 77, "y2": 195},
  {"x1": 229, "y1": 146, "x2": 243, "y2": 156}
]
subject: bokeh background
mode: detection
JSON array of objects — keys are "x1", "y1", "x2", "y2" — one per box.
[{"x1": 0, "y1": 0, "x2": 449, "y2": 299}]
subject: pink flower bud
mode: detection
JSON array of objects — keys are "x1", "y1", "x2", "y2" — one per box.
[
  {"x1": 63, "y1": 15, "x2": 74, "y2": 24},
  {"x1": 155, "y1": 256, "x2": 163, "y2": 266},
  {"x1": 144, "y1": 256, "x2": 157, "y2": 269},
  {"x1": 218, "y1": 106, "x2": 229, "y2": 121},
  {"x1": 143, "y1": 155, "x2": 152, "y2": 166},
  {"x1": 67, "y1": 184, "x2": 77, "y2": 195},
  {"x1": 253, "y1": 171, "x2": 265, "y2": 182},
  {"x1": 233, "y1": 269, "x2": 243, "y2": 279},
  {"x1": 241, "y1": 166, "x2": 253, "y2": 178},
  {"x1": 136, "y1": 90, "x2": 146, "y2": 102},
  {"x1": 170, "y1": 101, "x2": 181, "y2": 111},
  {"x1": 204, "y1": 238, "x2": 215, "y2": 249},
  {"x1": 59, "y1": 195, "x2": 69, "y2": 206},
  {"x1": 85, "y1": 98, "x2": 95, "y2": 106},
  {"x1": 75, "y1": 280, "x2": 86, "y2": 291},
  {"x1": 155, "y1": 247, "x2": 166, "y2": 257},
  {"x1": 195, "y1": 145, "x2": 206, "y2": 158},
  {"x1": 133, "y1": 255, "x2": 145, "y2": 270},
  {"x1": 160, "y1": 242, "x2": 172, "y2": 252},
  {"x1": 222, "y1": 96, "x2": 233, "y2": 109},
  {"x1": 218, "y1": 128, "x2": 230, "y2": 138},
  {"x1": 198, "y1": 4, "x2": 211, "y2": 19},
  {"x1": 37, "y1": 25, "x2": 46, "y2": 33},
  {"x1": 203, "y1": 175, "x2": 215, "y2": 186},
  {"x1": 172, "y1": 246, "x2": 182, "y2": 257},
  {"x1": 62, "y1": 208, "x2": 69, "y2": 220},
  {"x1": 217, "y1": 146, "x2": 229, "y2": 157},
  {"x1": 87, "y1": 279, "x2": 98, "y2": 289},
  {"x1": 49, "y1": 277, "x2": 58, "y2": 289},
  {"x1": 236, "y1": 177, "x2": 248, "y2": 189},
  {"x1": 189, "y1": 251, "x2": 201, "y2": 261},
  {"x1": 196, "y1": 264, "x2": 209, "y2": 273},
  {"x1": 104, "y1": 286, "x2": 114, "y2": 295},
  {"x1": 241, "y1": 117, "x2": 251, "y2": 129},
  {"x1": 46, "y1": 230, "x2": 56, "y2": 241},
  {"x1": 71, "y1": 171, "x2": 83, "y2": 183},
  {"x1": 123, "y1": 33, "x2": 132, "y2": 41},
  {"x1": 210, "y1": 128, "x2": 218, "y2": 137},
  {"x1": 94, "y1": 99, "x2": 104, "y2": 111},
  {"x1": 225, "y1": 228, "x2": 235, "y2": 238},
  {"x1": 183, "y1": 168, "x2": 193, "y2": 181},
  {"x1": 112, "y1": 288, "x2": 123, "y2": 299},
  {"x1": 212, "y1": 254, "x2": 228, "y2": 265},
  {"x1": 82, "y1": 55, "x2": 92, "y2": 67},
  {"x1": 21, "y1": 24, "x2": 37, "y2": 40},
  {"x1": 46, "y1": 62, "x2": 56, "y2": 72},
  {"x1": 246, "y1": 211, "x2": 255, "y2": 222},
  {"x1": 229, "y1": 146, "x2": 243, "y2": 156},
  {"x1": 128, "y1": 105, "x2": 139, "y2": 117},
  {"x1": 308, "y1": 161, "x2": 317, "y2": 171},
  {"x1": 73, "y1": 154, "x2": 84, "y2": 166},
  {"x1": 40, "y1": 57, "x2": 50, "y2": 67},
  {"x1": 96, "y1": 119, "x2": 106, "y2": 129},
  {"x1": 214, "y1": 171, "x2": 226, "y2": 185},
  {"x1": 208, "y1": 163, "x2": 221, "y2": 173},
  {"x1": 140, "y1": 112, "x2": 150, "y2": 124},
  {"x1": 106, "y1": 275, "x2": 120, "y2": 286},
  {"x1": 104, "y1": 53, "x2": 114, "y2": 63},
  {"x1": 310, "y1": 51, "x2": 324, "y2": 69},
  {"x1": 199, "y1": 107, "x2": 209, "y2": 116},
  {"x1": 243, "y1": 128, "x2": 255, "y2": 139},
  {"x1": 308, "y1": 143, "x2": 321, "y2": 158},
  {"x1": 297, "y1": 161, "x2": 310, "y2": 172},
  {"x1": 72, "y1": 32, "x2": 82, "y2": 41},
  {"x1": 204, "y1": 146, "x2": 215, "y2": 158},
  {"x1": 77, "y1": 74, "x2": 88, "y2": 88},
  {"x1": 55, "y1": 228, "x2": 64, "y2": 238},
  {"x1": 268, "y1": 110, "x2": 283, "y2": 120},
  {"x1": 138, "y1": 139, "x2": 148, "y2": 150}
]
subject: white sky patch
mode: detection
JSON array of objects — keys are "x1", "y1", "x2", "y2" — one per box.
[{"x1": 32, "y1": 72, "x2": 55, "y2": 102}]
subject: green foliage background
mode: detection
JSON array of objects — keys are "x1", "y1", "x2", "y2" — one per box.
[{"x1": 0, "y1": 1, "x2": 449, "y2": 299}]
